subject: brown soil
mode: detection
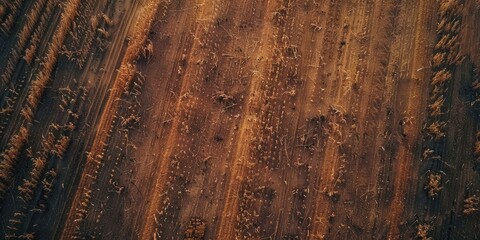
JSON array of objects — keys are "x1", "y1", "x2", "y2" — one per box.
[{"x1": 0, "y1": 0, "x2": 479, "y2": 239}]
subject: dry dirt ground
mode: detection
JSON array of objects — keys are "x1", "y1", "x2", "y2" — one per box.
[{"x1": 0, "y1": 0, "x2": 479, "y2": 239}]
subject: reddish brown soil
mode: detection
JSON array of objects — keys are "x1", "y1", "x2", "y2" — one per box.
[{"x1": 0, "y1": 0, "x2": 479, "y2": 239}]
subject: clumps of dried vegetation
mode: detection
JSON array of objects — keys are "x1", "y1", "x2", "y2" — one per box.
[
  {"x1": 426, "y1": 121, "x2": 446, "y2": 141},
  {"x1": 214, "y1": 91, "x2": 236, "y2": 111},
  {"x1": 17, "y1": 132, "x2": 54, "y2": 203},
  {"x1": 0, "y1": 126, "x2": 29, "y2": 199},
  {"x1": 463, "y1": 195, "x2": 479, "y2": 215},
  {"x1": 426, "y1": 0, "x2": 463, "y2": 144},
  {"x1": 416, "y1": 223, "x2": 432, "y2": 240},
  {"x1": 65, "y1": 1, "x2": 166, "y2": 238},
  {"x1": 1, "y1": 0, "x2": 49, "y2": 84},
  {"x1": 120, "y1": 114, "x2": 141, "y2": 129},
  {"x1": 0, "y1": 0, "x2": 23, "y2": 35},
  {"x1": 184, "y1": 217, "x2": 206, "y2": 240},
  {"x1": 0, "y1": 0, "x2": 81, "y2": 204},
  {"x1": 425, "y1": 173, "x2": 443, "y2": 198}
]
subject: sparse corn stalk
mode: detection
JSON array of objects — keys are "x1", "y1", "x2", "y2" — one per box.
[
  {"x1": 463, "y1": 195, "x2": 479, "y2": 215},
  {"x1": 52, "y1": 136, "x2": 71, "y2": 158},
  {"x1": 422, "y1": 148, "x2": 440, "y2": 160},
  {"x1": 427, "y1": 121, "x2": 446, "y2": 141},
  {"x1": 24, "y1": 44, "x2": 37, "y2": 64},
  {"x1": 24, "y1": 0, "x2": 81, "y2": 114},
  {"x1": 142, "y1": 39, "x2": 154, "y2": 61},
  {"x1": 432, "y1": 52, "x2": 446, "y2": 68},
  {"x1": 0, "y1": 0, "x2": 80, "y2": 203},
  {"x1": 0, "y1": 14, "x2": 14, "y2": 35},
  {"x1": 447, "y1": 50, "x2": 463, "y2": 65},
  {"x1": 431, "y1": 85, "x2": 445, "y2": 100},
  {"x1": 20, "y1": 107, "x2": 33, "y2": 122},
  {"x1": 435, "y1": 34, "x2": 451, "y2": 50},
  {"x1": 90, "y1": 15, "x2": 99, "y2": 29},
  {"x1": 18, "y1": 233, "x2": 35, "y2": 240},
  {"x1": 63, "y1": 1, "x2": 165, "y2": 238},
  {"x1": 101, "y1": 13, "x2": 114, "y2": 26},
  {"x1": 0, "y1": 126, "x2": 29, "y2": 199},
  {"x1": 425, "y1": 173, "x2": 442, "y2": 198},
  {"x1": 17, "y1": 131, "x2": 54, "y2": 203},
  {"x1": 1, "y1": 0, "x2": 47, "y2": 85},
  {"x1": 22, "y1": 1, "x2": 55, "y2": 64},
  {"x1": 417, "y1": 224, "x2": 432, "y2": 240},
  {"x1": 429, "y1": 95, "x2": 446, "y2": 117},
  {"x1": 97, "y1": 27, "x2": 110, "y2": 38},
  {"x1": 431, "y1": 69, "x2": 451, "y2": 85},
  {"x1": 439, "y1": 0, "x2": 461, "y2": 17},
  {"x1": 436, "y1": 18, "x2": 447, "y2": 33}
]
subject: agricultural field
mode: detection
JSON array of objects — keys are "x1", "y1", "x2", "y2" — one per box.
[{"x1": 0, "y1": 0, "x2": 479, "y2": 239}]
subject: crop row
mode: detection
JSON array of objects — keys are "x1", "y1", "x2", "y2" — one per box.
[
  {"x1": 0, "y1": 0, "x2": 56, "y2": 137},
  {"x1": 4, "y1": 131, "x2": 54, "y2": 238},
  {"x1": 0, "y1": 0, "x2": 48, "y2": 85},
  {"x1": 0, "y1": 126, "x2": 28, "y2": 198},
  {"x1": 23, "y1": 0, "x2": 56, "y2": 65},
  {"x1": 0, "y1": 0, "x2": 81, "y2": 202},
  {"x1": 426, "y1": 0, "x2": 463, "y2": 141},
  {"x1": 421, "y1": 3, "x2": 463, "y2": 228},
  {"x1": 62, "y1": 0, "x2": 111, "y2": 68},
  {"x1": 0, "y1": 0, "x2": 24, "y2": 36},
  {"x1": 4, "y1": 82, "x2": 80, "y2": 238},
  {"x1": 64, "y1": 1, "x2": 163, "y2": 237}
]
